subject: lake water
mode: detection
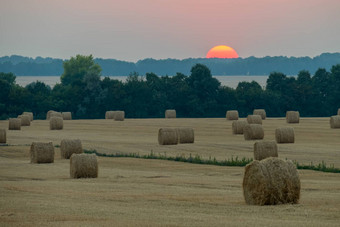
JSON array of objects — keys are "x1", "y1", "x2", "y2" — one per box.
[{"x1": 16, "y1": 75, "x2": 270, "y2": 89}]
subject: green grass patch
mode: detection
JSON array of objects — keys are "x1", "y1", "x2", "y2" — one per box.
[
  {"x1": 83, "y1": 149, "x2": 340, "y2": 173},
  {"x1": 84, "y1": 149, "x2": 252, "y2": 167}
]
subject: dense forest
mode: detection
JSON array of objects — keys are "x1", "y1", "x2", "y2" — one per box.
[
  {"x1": 0, "y1": 55, "x2": 339, "y2": 120},
  {"x1": 0, "y1": 53, "x2": 340, "y2": 76}
]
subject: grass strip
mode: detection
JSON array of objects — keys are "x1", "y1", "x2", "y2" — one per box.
[{"x1": 84, "y1": 149, "x2": 340, "y2": 173}]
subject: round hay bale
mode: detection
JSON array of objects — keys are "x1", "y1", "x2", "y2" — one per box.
[
  {"x1": 23, "y1": 112, "x2": 33, "y2": 121},
  {"x1": 158, "y1": 128, "x2": 178, "y2": 145},
  {"x1": 0, "y1": 129, "x2": 6, "y2": 143},
  {"x1": 338, "y1": 108, "x2": 340, "y2": 115},
  {"x1": 247, "y1": 115, "x2": 262, "y2": 125},
  {"x1": 275, "y1": 127, "x2": 295, "y2": 143},
  {"x1": 30, "y1": 142, "x2": 54, "y2": 164},
  {"x1": 244, "y1": 124, "x2": 264, "y2": 140},
  {"x1": 176, "y1": 128, "x2": 194, "y2": 143},
  {"x1": 18, "y1": 115, "x2": 30, "y2": 126},
  {"x1": 232, "y1": 120, "x2": 247, "y2": 135},
  {"x1": 226, "y1": 110, "x2": 239, "y2": 120},
  {"x1": 165, "y1": 109, "x2": 176, "y2": 118},
  {"x1": 62, "y1": 112, "x2": 72, "y2": 120},
  {"x1": 286, "y1": 111, "x2": 300, "y2": 123},
  {"x1": 254, "y1": 141, "x2": 278, "y2": 161},
  {"x1": 105, "y1": 111, "x2": 116, "y2": 119},
  {"x1": 50, "y1": 112, "x2": 62, "y2": 118},
  {"x1": 50, "y1": 117, "x2": 63, "y2": 130},
  {"x1": 8, "y1": 118, "x2": 21, "y2": 130},
  {"x1": 253, "y1": 109, "x2": 266, "y2": 120},
  {"x1": 114, "y1": 111, "x2": 125, "y2": 121},
  {"x1": 243, "y1": 157, "x2": 300, "y2": 205},
  {"x1": 60, "y1": 139, "x2": 83, "y2": 159},
  {"x1": 46, "y1": 110, "x2": 56, "y2": 120},
  {"x1": 70, "y1": 153, "x2": 98, "y2": 178},
  {"x1": 330, "y1": 115, "x2": 340, "y2": 128}
]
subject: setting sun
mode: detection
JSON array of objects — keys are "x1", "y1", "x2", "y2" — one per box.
[{"x1": 206, "y1": 45, "x2": 239, "y2": 58}]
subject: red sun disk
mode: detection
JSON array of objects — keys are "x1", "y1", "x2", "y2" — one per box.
[{"x1": 206, "y1": 45, "x2": 239, "y2": 58}]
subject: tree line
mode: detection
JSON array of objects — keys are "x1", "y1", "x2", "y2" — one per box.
[
  {"x1": 1, "y1": 53, "x2": 340, "y2": 76},
  {"x1": 0, "y1": 55, "x2": 339, "y2": 120}
]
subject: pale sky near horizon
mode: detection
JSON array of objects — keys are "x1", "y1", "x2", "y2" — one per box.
[{"x1": 0, "y1": 0, "x2": 339, "y2": 62}]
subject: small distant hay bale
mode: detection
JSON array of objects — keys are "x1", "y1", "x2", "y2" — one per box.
[
  {"x1": 247, "y1": 115, "x2": 262, "y2": 124},
  {"x1": 62, "y1": 112, "x2": 72, "y2": 120},
  {"x1": 275, "y1": 127, "x2": 295, "y2": 143},
  {"x1": 244, "y1": 124, "x2": 264, "y2": 140},
  {"x1": 18, "y1": 115, "x2": 30, "y2": 126},
  {"x1": 70, "y1": 153, "x2": 98, "y2": 178},
  {"x1": 114, "y1": 111, "x2": 125, "y2": 121},
  {"x1": 338, "y1": 108, "x2": 340, "y2": 115},
  {"x1": 330, "y1": 115, "x2": 340, "y2": 128},
  {"x1": 176, "y1": 128, "x2": 194, "y2": 143},
  {"x1": 46, "y1": 110, "x2": 56, "y2": 120},
  {"x1": 23, "y1": 112, "x2": 33, "y2": 121},
  {"x1": 30, "y1": 142, "x2": 54, "y2": 164},
  {"x1": 105, "y1": 111, "x2": 116, "y2": 119},
  {"x1": 0, "y1": 129, "x2": 6, "y2": 143},
  {"x1": 50, "y1": 117, "x2": 63, "y2": 130},
  {"x1": 50, "y1": 112, "x2": 62, "y2": 118},
  {"x1": 8, "y1": 118, "x2": 21, "y2": 130},
  {"x1": 60, "y1": 139, "x2": 83, "y2": 159},
  {"x1": 232, "y1": 120, "x2": 247, "y2": 134},
  {"x1": 253, "y1": 109, "x2": 266, "y2": 120},
  {"x1": 226, "y1": 110, "x2": 239, "y2": 120},
  {"x1": 243, "y1": 157, "x2": 300, "y2": 205},
  {"x1": 165, "y1": 109, "x2": 176, "y2": 118},
  {"x1": 158, "y1": 128, "x2": 178, "y2": 145},
  {"x1": 254, "y1": 141, "x2": 278, "y2": 161},
  {"x1": 286, "y1": 111, "x2": 300, "y2": 123}
]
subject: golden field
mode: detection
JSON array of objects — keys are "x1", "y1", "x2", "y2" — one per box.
[{"x1": 0, "y1": 118, "x2": 340, "y2": 226}]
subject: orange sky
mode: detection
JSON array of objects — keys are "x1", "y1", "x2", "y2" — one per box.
[{"x1": 0, "y1": 0, "x2": 339, "y2": 61}]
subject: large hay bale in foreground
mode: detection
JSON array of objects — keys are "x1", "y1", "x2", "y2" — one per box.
[
  {"x1": 18, "y1": 115, "x2": 30, "y2": 126},
  {"x1": 243, "y1": 157, "x2": 300, "y2": 205},
  {"x1": 30, "y1": 142, "x2": 54, "y2": 164},
  {"x1": 254, "y1": 141, "x2": 278, "y2": 161},
  {"x1": 60, "y1": 139, "x2": 83, "y2": 159},
  {"x1": 158, "y1": 128, "x2": 178, "y2": 145},
  {"x1": 275, "y1": 127, "x2": 295, "y2": 143},
  {"x1": 8, "y1": 118, "x2": 21, "y2": 130},
  {"x1": 62, "y1": 112, "x2": 72, "y2": 120},
  {"x1": 23, "y1": 112, "x2": 33, "y2": 121},
  {"x1": 176, "y1": 128, "x2": 194, "y2": 143},
  {"x1": 70, "y1": 153, "x2": 98, "y2": 178},
  {"x1": 50, "y1": 117, "x2": 63, "y2": 130},
  {"x1": 226, "y1": 110, "x2": 239, "y2": 120},
  {"x1": 0, "y1": 129, "x2": 6, "y2": 143},
  {"x1": 253, "y1": 109, "x2": 266, "y2": 120},
  {"x1": 46, "y1": 110, "x2": 56, "y2": 120},
  {"x1": 247, "y1": 115, "x2": 262, "y2": 125},
  {"x1": 165, "y1": 109, "x2": 176, "y2": 118},
  {"x1": 286, "y1": 111, "x2": 300, "y2": 123},
  {"x1": 114, "y1": 111, "x2": 125, "y2": 121},
  {"x1": 232, "y1": 120, "x2": 247, "y2": 134},
  {"x1": 244, "y1": 124, "x2": 264, "y2": 140},
  {"x1": 105, "y1": 111, "x2": 116, "y2": 119},
  {"x1": 330, "y1": 115, "x2": 340, "y2": 128}
]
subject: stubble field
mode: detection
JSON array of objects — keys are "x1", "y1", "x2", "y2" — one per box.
[{"x1": 0, "y1": 117, "x2": 339, "y2": 226}]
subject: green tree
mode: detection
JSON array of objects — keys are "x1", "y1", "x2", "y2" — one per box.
[{"x1": 61, "y1": 55, "x2": 101, "y2": 86}]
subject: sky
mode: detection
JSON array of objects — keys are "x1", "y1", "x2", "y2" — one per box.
[{"x1": 0, "y1": 0, "x2": 339, "y2": 62}]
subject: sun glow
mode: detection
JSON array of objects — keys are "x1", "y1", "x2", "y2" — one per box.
[{"x1": 206, "y1": 45, "x2": 239, "y2": 58}]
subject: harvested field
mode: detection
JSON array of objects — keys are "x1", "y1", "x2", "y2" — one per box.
[{"x1": 0, "y1": 117, "x2": 340, "y2": 226}]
